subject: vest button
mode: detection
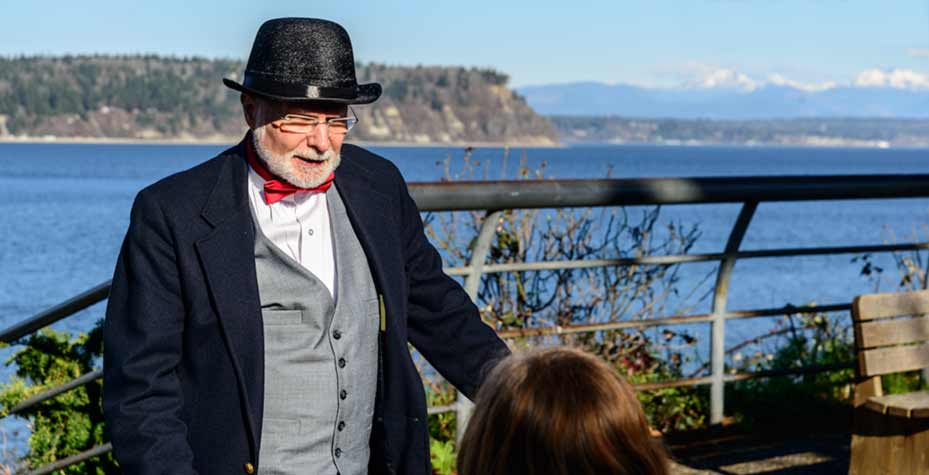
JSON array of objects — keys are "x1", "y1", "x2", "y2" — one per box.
[
  {"x1": 338, "y1": 358, "x2": 346, "y2": 368},
  {"x1": 333, "y1": 329, "x2": 342, "y2": 340},
  {"x1": 338, "y1": 420, "x2": 346, "y2": 431},
  {"x1": 244, "y1": 462, "x2": 255, "y2": 474},
  {"x1": 340, "y1": 389, "x2": 348, "y2": 400}
]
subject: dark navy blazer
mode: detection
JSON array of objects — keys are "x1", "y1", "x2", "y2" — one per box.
[{"x1": 102, "y1": 138, "x2": 509, "y2": 475}]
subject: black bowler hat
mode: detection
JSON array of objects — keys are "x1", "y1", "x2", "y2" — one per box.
[{"x1": 223, "y1": 18, "x2": 381, "y2": 104}]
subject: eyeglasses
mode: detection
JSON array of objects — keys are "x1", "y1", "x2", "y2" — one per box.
[{"x1": 276, "y1": 106, "x2": 358, "y2": 138}]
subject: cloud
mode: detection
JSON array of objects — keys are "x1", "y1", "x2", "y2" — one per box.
[
  {"x1": 907, "y1": 48, "x2": 929, "y2": 58},
  {"x1": 653, "y1": 61, "x2": 929, "y2": 92},
  {"x1": 658, "y1": 62, "x2": 834, "y2": 92},
  {"x1": 766, "y1": 73, "x2": 836, "y2": 92},
  {"x1": 854, "y1": 68, "x2": 929, "y2": 89},
  {"x1": 688, "y1": 68, "x2": 759, "y2": 91},
  {"x1": 652, "y1": 61, "x2": 758, "y2": 91}
]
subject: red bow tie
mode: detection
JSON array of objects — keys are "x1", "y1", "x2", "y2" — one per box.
[{"x1": 244, "y1": 136, "x2": 335, "y2": 205}]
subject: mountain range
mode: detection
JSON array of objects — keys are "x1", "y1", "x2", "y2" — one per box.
[{"x1": 517, "y1": 75, "x2": 929, "y2": 119}]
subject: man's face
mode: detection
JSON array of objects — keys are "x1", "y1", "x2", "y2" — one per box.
[{"x1": 245, "y1": 95, "x2": 348, "y2": 188}]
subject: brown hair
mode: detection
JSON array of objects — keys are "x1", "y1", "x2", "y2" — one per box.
[{"x1": 457, "y1": 346, "x2": 669, "y2": 475}]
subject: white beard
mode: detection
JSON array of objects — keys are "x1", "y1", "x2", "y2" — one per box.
[{"x1": 251, "y1": 126, "x2": 341, "y2": 188}]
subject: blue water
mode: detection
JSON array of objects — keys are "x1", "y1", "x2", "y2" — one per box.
[
  {"x1": 2, "y1": 141, "x2": 929, "y2": 458},
  {"x1": 4, "y1": 143, "x2": 929, "y2": 326},
  {"x1": 3, "y1": 142, "x2": 929, "y2": 343}
]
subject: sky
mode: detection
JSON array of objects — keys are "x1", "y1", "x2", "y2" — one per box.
[{"x1": 4, "y1": 0, "x2": 929, "y2": 89}]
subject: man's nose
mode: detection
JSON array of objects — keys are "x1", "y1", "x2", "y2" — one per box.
[{"x1": 307, "y1": 124, "x2": 331, "y2": 152}]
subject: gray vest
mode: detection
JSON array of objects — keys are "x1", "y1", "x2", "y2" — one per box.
[{"x1": 251, "y1": 185, "x2": 379, "y2": 475}]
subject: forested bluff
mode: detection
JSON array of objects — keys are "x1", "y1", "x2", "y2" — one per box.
[{"x1": 0, "y1": 56, "x2": 558, "y2": 145}]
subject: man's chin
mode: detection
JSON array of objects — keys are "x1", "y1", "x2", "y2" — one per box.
[{"x1": 284, "y1": 165, "x2": 333, "y2": 188}]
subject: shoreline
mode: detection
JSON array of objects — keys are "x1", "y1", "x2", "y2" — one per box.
[
  {"x1": 3, "y1": 135, "x2": 929, "y2": 150},
  {"x1": 0, "y1": 135, "x2": 564, "y2": 149}
]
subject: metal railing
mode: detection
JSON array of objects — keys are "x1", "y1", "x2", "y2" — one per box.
[{"x1": 4, "y1": 174, "x2": 929, "y2": 472}]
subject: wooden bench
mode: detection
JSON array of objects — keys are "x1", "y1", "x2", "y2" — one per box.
[{"x1": 849, "y1": 289, "x2": 929, "y2": 474}]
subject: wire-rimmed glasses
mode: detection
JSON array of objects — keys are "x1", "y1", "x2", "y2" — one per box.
[{"x1": 277, "y1": 106, "x2": 358, "y2": 139}]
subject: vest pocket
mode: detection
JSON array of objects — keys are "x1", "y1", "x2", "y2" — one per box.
[
  {"x1": 261, "y1": 309, "x2": 303, "y2": 325},
  {"x1": 262, "y1": 417, "x2": 300, "y2": 435}
]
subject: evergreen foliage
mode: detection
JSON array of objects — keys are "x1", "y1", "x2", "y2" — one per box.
[
  {"x1": 0, "y1": 323, "x2": 117, "y2": 474},
  {"x1": 0, "y1": 55, "x2": 556, "y2": 144}
]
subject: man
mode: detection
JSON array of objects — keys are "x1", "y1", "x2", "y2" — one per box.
[{"x1": 103, "y1": 18, "x2": 508, "y2": 475}]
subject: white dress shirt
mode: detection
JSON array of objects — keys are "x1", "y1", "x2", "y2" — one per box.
[{"x1": 246, "y1": 165, "x2": 337, "y2": 299}]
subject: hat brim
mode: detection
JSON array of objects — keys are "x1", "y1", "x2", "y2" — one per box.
[{"x1": 223, "y1": 78, "x2": 381, "y2": 105}]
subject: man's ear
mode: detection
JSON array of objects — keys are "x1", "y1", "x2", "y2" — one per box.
[{"x1": 241, "y1": 93, "x2": 257, "y2": 129}]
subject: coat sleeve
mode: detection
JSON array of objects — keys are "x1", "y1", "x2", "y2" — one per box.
[
  {"x1": 395, "y1": 175, "x2": 510, "y2": 399},
  {"x1": 102, "y1": 189, "x2": 198, "y2": 475}
]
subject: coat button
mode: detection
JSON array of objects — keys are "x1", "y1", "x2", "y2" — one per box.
[
  {"x1": 244, "y1": 462, "x2": 255, "y2": 474},
  {"x1": 333, "y1": 329, "x2": 342, "y2": 339},
  {"x1": 335, "y1": 447, "x2": 342, "y2": 458},
  {"x1": 340, "y1": 389, "x2": 348, "y2": 400},
  {"x1": 338, "y1": 420, "x2": 346, "y2": 431},
  {"x1": 338, "y1": 357, "x2": 346, "y2": 368}
]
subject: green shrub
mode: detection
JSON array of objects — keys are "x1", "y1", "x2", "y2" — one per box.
[
  {"x1": 0, "y1": 322, "x2": 117, "y2": 474},
  {"x1": 430, "y1": 439, "x2": 457, "y2": 475},
  {"x1": 426, "y1": 381, "x2": 458, "y2": 474},
  {"x1": 725, "y1": 309, "x2": 856, "y2": 428}
]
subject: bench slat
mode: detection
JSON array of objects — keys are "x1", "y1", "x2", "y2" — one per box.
[
  {"x1": 858, "y1": 315, "x2": 929, "y2": 348},
  {"x1": 859, "y1": 342, "x2": 929, "y2": 377},
  {"x1": 853, "y1": 290, "x2": 929, "y2": 321},
  {"x1": 864, "y1": 391, "x2": 929, "y2": 419}
]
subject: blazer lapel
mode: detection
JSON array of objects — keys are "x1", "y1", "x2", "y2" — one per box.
[{"x1": 194, "y1": 139, "x2": 264, "y2": 453}]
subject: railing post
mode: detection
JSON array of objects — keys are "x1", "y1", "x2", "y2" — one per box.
[
  {"x1": 456, "y1": 210, "x2": 503, "y2": 442},
  {"x1": 709, "y1": 202, "x2": 757, "y2": 425}
]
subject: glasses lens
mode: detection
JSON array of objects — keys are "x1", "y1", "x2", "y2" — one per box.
[
  {"x1": 328, "y1": 118, "x2": 356, "y2": 136},
  {"x1": 279, "y1": 117, "x2": 317, "y2": 134}
]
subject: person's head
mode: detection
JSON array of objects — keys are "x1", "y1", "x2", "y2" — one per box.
[
  {"x1": 457, "y1": 346, "x2": 669, "y2": 475},
  {"x1": 223, "y1": 17, "x2": 382, "y2": 187},
  {"x1": 241, "y1": 94, "x2": 349, "y2": 188}
]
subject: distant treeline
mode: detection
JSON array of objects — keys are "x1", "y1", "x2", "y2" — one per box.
[
  {"x1": 0, "y1": 55, "x2": 557, "y2": 145},
  {"x1": 550, "y1": 116, "x2": 929, "y2": 147}
]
